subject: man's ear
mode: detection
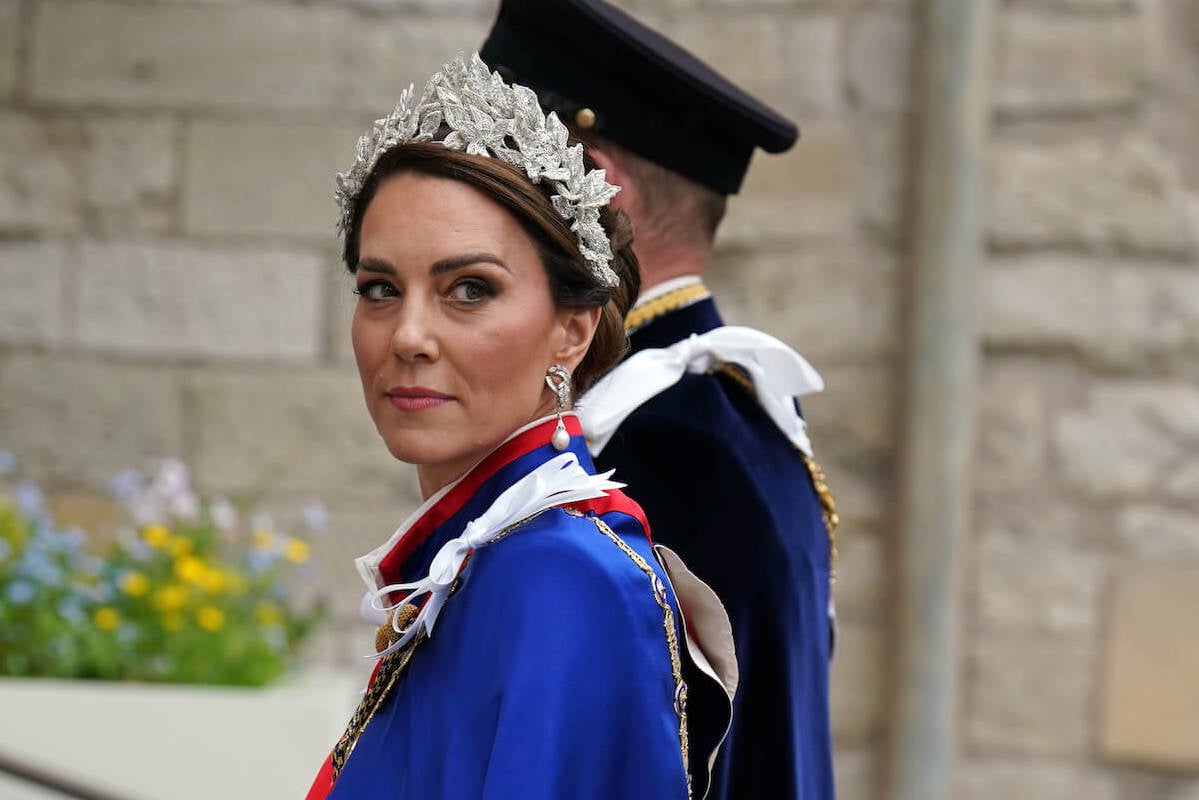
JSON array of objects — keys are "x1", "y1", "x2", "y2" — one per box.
[
  {"x1": 552, "y1": 305, "x2": 603, "y2": 372},
  {"x1": 587, "y1": 146, "x2": 638, "y2": 217}
]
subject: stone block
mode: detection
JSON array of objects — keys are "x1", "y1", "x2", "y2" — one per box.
[
  {"x1": 833, "y1": 746, "x2": 879, "y2": 800},
  {"x1": 846, "y1": 10, "x2": 913, "y2": 112},
  {"x1": 185, "y1": 366, "x2": 406, "y2": 501},
  {"x1": 0, "y1": 241, "x2": 65, "y2": 346},
  {"x1": 953, "y1": 758, "x2": 1118, "y2": 800},
  {"x1": 852, "y1": 115, "x2": 909, "y2": 241},
  {"x1": 804, "y1": 362, "x2": 896, "y2": 468},
  {"x1": 328, "y1": 268, "x2": 359, "y2": 364},
  {"x1": 708, "y1": 244, "x2": 901, "y2": 363},
  {"x1": 0, "y1": 354, "x2": 184, "y2": 489},
  {"x1": 830, "y1": 620, "x2": 886, "y2": 744},
  {"x1": 348, "y1": 17, "x2": 499, "y2": 113},
  {"x1": 989, "y1": 138, "x2": 1196, "y2": 258},
  {"x1": 975, "y1": 358, "x2": 1050, "y2": 495},
  {"x1": 996, "y1": 8, "x2": 1147, "y2": 116},
  {"x1": 983, "y1": 257, "x2": 1199, "y2": 368},
  {"x1": 183, "y1": 120, "x2": 362, "y2": 240},
  {"x1": 0, "y1": 3, "x2": 18, "y2": 98},
  {"x1": 1054, "y1": 381, "x2": 1199, "y2": 502},
  {"x1": 1116, "y1": 506, "x2": 1199, "y2": 561},
  {"x1": 30, "y1": 0, "x2": 487, "y2": 113},
  {"x1": 71, "y1": 240, "x2": 325, "y2": 362},
  {"x1": 0, "y1": 112, "x2": 83, "y2": 234},
  {"x1": 1102, "y1": 566, "x2": 1199, "y2": 768},
  {"x1": 830, "y1": 529, "x2": 887, "y2": 622},
  {"x1": 780, "y1": 15, "x2": 843, "y2": 117},
  {"x1": 967, "y1": 634, "x2": 1095, "y2": 756},
  {"x1": 974, "y1": 528, "x2": 1103, "y2": 634},
  {"x1": 81, "y1": 115, "x2": 176, "y2": 234},
  {"x1": 719, "y1": 121, "x2": 855, "y2": 245}
]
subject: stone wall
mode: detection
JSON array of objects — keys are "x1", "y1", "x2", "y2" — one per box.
[{"x1": 1, "y1": 0, "x2": 1196, "y2": 798}]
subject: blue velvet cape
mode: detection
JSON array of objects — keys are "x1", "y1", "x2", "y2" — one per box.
[
  {"x1": 307, "y1": 418, "x2": 692, "y2": 800},
  {"x1": 594, "y1": 296, "x2": 836, "y2": 800}
]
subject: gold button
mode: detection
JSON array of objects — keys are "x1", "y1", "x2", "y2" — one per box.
[{"x1": 575, "y1": 107, "x2": 597, "y2": 129}]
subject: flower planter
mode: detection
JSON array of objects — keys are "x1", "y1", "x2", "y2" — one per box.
[{"x1": 0, "y1": 668, "x2": 366, "y2": 800}]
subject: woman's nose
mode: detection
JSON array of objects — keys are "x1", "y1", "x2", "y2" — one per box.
[{"x1": 389, "y1": 301, "x2": 439, "y2": 362}]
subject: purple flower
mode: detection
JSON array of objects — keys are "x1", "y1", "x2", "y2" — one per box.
[
  {"x1": 6, "y1": 580, "x2": 35, "y2": 605},
  {"x1": 14, "y1": 480, "x2": 44, "y2": 516},
  {"x1": 109, "y1": 469, "x2": 143, "y2": 503}
]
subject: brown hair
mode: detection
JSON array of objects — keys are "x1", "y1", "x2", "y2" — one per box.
[{"x1": 342, "y1": 141, "x2": 640, "y2": 395}]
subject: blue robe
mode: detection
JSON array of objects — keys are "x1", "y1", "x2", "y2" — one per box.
[
  {"x1": 309, "y1": 418, "x2": 695, "y2": 800},
  {"x1": 594, "y1": 294, "x2": 835, "y2": 800}
]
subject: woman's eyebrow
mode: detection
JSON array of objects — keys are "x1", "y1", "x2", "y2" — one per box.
[
  {"x1": 356, "y1": 258, "x2": 396, "y2": 275},
  {"x1": 430, "y1": 253, "x2": 513, "y2": 276}
]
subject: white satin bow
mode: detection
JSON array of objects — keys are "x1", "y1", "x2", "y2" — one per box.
[
  {"x1": 577, "y1": 325, "x2": 824, "y2": 456},
  {"x1": 365, "y1": 452, "x2": 623, "y2": 657}
]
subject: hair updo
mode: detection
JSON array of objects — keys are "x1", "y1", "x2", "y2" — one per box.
[{"x1": 341, "y1": 141, "x2": 639, "y2": 396}]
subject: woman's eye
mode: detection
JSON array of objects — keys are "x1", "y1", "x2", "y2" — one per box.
[
  {"x1": 354, "y1": 281, "x2": 398, "y2": 301},
  {"x1": 447, "y1": 279, "x2": 494, "y2": 303}
]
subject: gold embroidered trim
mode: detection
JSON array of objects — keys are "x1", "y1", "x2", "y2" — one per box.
[
  {"x1": 624, "y1": 283, "x2": 712, "y2": 333},
  {"x1": 569, "y1": 508, "x2": 691, "y2": 799},
  {"x1": 332, "y1": 604, "x2": 426, "y2": 779},
  {"x1": 715, "y1": 364, "x2": 840, "y2": 584}
]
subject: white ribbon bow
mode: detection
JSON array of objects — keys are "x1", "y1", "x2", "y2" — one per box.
[
  {"x1": 577, "y1": 325, "x2": 825, "y2": 457},
  {"x1": 366, "y1": 452, "x2": 623, "y2": 657}
]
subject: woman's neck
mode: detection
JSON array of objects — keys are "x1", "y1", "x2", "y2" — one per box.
[{"x1": 415, "y1": 405, "x2": 564, "y2": 500}]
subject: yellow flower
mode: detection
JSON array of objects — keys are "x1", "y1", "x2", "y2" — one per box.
[
  {"x1": 251, "y1": 530, "x2": 276, "y2": 551},
  {"x1": 119, "y1": 571, "x2": 150, "y2": 597},
  {"x1": 198, "y1": 568, "x2": 227, "y2": 594},
  {"x1": 166, "y1": 536, "x2": 192, "y2": 558},
  {"x1": 196, "y1": 605, "x2": 225, "y2": 632},
  {"x1": 153, "y1": 584, "x2": 188, "y2": 613},
  {"x1": 161, "y1": 612, "x2": 185, "y2": 632},
  {"x1": 255, "y1": 601, "x2": 283, "y2": 626},
  {"x1": 142, "y1": 524, "x2": 171, "y2": 548},
  {"x1": 93, "y1": 607, "x2": 120, "y2": 631},
  {"x1": 175, "y1": 556, "x2": 207, "y2": 585},
  {"x1": 283, "y1": 538, "x2": 310, "y2": 564}
]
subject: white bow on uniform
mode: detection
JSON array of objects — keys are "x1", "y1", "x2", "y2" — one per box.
[{"x1": 578, "y1": 325, "x2": 825, "y2": 456}]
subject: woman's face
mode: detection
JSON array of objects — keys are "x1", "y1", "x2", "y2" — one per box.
[{"x1": 352, "y1": 171, "x2": 599, "y2": 497}]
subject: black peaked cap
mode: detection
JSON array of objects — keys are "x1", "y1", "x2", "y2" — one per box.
[{"x1": 480, "y1": 0, "x2": 799, "y2": 195}]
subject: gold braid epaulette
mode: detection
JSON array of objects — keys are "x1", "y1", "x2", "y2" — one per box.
[
  {"x1": 624, "y1": 283, "x2": 712, "y2": 333},
  {"x1": 716, "y1": 363, "x2": 839, "y2": 584}
]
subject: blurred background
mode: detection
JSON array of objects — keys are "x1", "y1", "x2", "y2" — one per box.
[{"x1": 0, "y1": 0, "x2": 1197, "y2": 798}]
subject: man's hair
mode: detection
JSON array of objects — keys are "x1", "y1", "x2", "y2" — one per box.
[{"x1": 576, "y1": 132, "x2": 728, "y2": 246}]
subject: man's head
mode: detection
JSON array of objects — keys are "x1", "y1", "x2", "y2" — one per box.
[{"x1": 480, "y1": 0, "x2": 797, "y2": 282}]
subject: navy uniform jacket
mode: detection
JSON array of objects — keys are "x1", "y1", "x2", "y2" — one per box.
[{"x1": 594, "y1": 291, "x2": 835, "y2": 800}]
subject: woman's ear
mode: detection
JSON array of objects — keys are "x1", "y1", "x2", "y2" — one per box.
[{"x1": 552, "y1": 305, "x2": 603, "y2": 371}]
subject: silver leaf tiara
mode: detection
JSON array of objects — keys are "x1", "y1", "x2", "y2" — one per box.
[{"x1": 335, "y1": 53, "x2": 622, "y2": 289}]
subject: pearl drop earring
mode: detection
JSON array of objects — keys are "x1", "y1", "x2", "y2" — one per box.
[{"x1": 545, "y1": 364, "x2": 572, "y2": 451}]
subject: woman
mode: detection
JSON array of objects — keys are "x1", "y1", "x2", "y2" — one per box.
[{"x1": 304, "y1": 55, "x2": 735, "y2": 800}]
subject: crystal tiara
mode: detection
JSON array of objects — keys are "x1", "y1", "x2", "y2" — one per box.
[{"x1": 335, "y1": 53, "x2": 622, "y2": 288}]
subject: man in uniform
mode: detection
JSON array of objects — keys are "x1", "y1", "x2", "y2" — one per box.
[{"x1": 482, "y1": 3, "x2": 838, "y2": 799}]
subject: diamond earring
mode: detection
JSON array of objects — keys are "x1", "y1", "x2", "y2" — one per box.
[{"x1": 545, "y1": 364, "x2": 572, "y2": 451}]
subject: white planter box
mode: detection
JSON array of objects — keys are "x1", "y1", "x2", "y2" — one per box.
[{"x1": 0, "y1": 669, "x2": 367, "y2": 800}]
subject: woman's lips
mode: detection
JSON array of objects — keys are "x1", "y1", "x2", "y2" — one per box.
[{"x1": 385, "y1": 386, "x2": 454, "y2": 411}]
